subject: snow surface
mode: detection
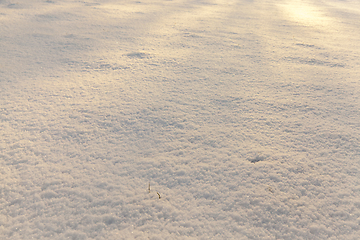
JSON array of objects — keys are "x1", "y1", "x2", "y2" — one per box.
[{"x1": 1, "y1": 0, "x2": 360, "y2": 239}]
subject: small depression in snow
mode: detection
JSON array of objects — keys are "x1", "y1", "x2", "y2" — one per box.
[
  {"x1": 248, "y1": 155, "x2": 266, "y2": 163},
  {"x1": 126, "y1": 52, "x2": 150, "y2": 59}
]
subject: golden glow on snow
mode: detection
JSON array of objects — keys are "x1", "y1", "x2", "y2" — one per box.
[{"x1": 278, "y1": 0, "x2": 331, "y2": 28}]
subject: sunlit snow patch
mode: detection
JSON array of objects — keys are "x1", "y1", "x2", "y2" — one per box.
[{"x1": 278, "y1": 0, "x2": 332, "y2": 28}]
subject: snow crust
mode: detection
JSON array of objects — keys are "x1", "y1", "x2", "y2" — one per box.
[{"x1": 1, "y1": 0, "x2": 360, "y2": 239}]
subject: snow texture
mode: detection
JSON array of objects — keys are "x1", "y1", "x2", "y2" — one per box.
[{"x1": 1, "y1": 0, "x2": 360, "y2": 239}]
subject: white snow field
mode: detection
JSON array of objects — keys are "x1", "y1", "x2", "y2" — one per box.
[{"x1": 1, "y1": 0, "x2": 360, "y2": 239}]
